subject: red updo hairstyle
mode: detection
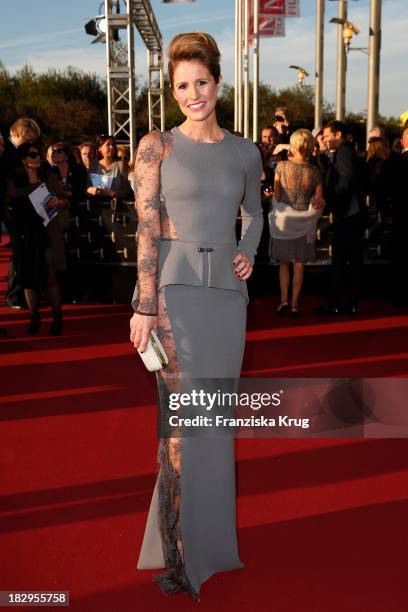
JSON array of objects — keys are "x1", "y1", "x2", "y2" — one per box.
[{"x1": 167, "y1": 32, "x2": 221, "y2": 89}]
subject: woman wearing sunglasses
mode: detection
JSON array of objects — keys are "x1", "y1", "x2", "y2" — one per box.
[
  {"x1": 47, "y1": 142, "x2": 87, "y2": 201},
  {"x1": 6, "y1": 142, "x2": 69, "y2": 335}
]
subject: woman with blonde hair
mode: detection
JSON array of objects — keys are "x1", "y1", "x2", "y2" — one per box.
[
  {"x1": 129, "y1": 32, "x2": 263, "y2": 600},
  {"x1": 269, "y1": 128, "x2": 325, "y2": 315}
]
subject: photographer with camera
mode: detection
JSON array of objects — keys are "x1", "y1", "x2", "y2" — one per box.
[
  {"x1": 273, "y1": 107, "x2": 291, "y2": 145},
  {"x1": 259, "y1": 126, "x2": 279, "y2": 190}
]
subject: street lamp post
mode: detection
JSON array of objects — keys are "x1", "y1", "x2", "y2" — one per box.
[
  {"x1": 331, "y1": 9, "x2": 362, "y2": 123},
  {"x1": 234, "y1": 0, "x2": 239, "y2": 132},
  {"x1": 237, "y1": 0, "x2": 243, "y2": 133},
  {"x1": 253, "y1": 0, "x2": 259, "y2": 142},
  {"x1": 336, "y1": 0, "x2": 347, "y2": 120},
  {"x1": 367, "y1": 0, "x2": 382, "y2": 145},
  {"x1": 243, "y1": 0, "x2": 250, "y2": 138},
  {"x1": 314, "y1": 0, "x2": 325, "y2": 128}
]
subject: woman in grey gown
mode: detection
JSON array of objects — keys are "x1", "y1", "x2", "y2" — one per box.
[{"x1": 129, "y1": 32, "x2": 263, "y2": 600}]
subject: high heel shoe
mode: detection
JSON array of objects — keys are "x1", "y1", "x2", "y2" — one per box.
[
  {"x1": 49, "y1": 312, "x2": 63, "y2": 336},
  {"x1": 27, "y1": 311, "x2": 41, "y2": 335},
  {"x1": 290, "y1": 306, "x2": 300, "y2": 317},
  {"x1": 275, "y1": 301, "x2": 289, "y2": 315}
]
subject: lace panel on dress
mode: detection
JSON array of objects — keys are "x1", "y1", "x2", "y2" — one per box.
[
  {"x1": 136, "y1": 130, "x2": 197, "y2": 599},
  {"x1": 277, "y1": 161, "x2": 321, "y2": 211},
  {"x1": 154, "y1": 288, "x2": 199, "y2": 600},
  {"x1": 159, "y1": 131, "x2": 179, "y2": 240},
  {"x1": 134, "y1": 130, "x2": 178, "y2": 313}
]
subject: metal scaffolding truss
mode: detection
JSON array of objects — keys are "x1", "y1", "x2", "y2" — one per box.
[{"x1": 104, "y1": 0, "x2": 164, "y2": 156}]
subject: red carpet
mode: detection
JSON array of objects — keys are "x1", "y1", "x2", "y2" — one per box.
[{"x1": 1, "y1": 246, "x2": 407, "y2": 611}]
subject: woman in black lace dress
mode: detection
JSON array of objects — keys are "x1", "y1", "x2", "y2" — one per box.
[{"x1": 269, "y1": 129, "x2": 325, "y2": 315}]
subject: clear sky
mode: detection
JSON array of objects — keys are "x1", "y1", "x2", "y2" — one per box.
[{"x1": 0, "y1": 0, "x2": 406, "y2": 118}]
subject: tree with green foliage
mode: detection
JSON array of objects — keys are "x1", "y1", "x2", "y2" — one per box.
[
  {"x1": 0, "y1": 61, "x2": 403, "y2": 148},
  {"x1": 0, "y1": 63, "x2": 108, "y2": 145}
]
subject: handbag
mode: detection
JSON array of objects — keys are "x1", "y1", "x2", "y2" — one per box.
[{"x1": 137, "y1": 329, "x2": 169, "y2": 372}]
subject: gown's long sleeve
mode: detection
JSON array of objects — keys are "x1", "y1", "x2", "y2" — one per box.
[
  {"x1": 131, "y1": 132, "x2": 162, "y2": 314},
  {"x1": 236, "y1": 140, "x2": 263, "y2": 265}
]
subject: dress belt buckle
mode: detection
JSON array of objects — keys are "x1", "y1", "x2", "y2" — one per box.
[
  {"x1": 197, "y1": 246, "x2": 214, "y2": 252},
  {"x1": 197, "y1": 247, "x2": 205, "y2": 252}
]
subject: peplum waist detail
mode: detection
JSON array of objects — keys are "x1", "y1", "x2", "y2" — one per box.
[{"x1": 158, "y1": 239, "x2": 249, "y2": 303}]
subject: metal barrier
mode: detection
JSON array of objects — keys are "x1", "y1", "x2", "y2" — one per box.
[
  {"x1": 312, "y1": 200, "x2": 391, "y2": 265},
  {"x1": 65, "y1": 197, "x2": 137, "y2": 266},
  {"x1": 64, "y1": 197, "x2": 391, "y2": 268}
]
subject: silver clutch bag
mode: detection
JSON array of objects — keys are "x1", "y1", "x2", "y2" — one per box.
[{"x1": 137, "y1": 329, "x2": 169, "y2": 372}]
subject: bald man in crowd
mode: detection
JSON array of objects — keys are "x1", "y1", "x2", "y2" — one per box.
[{"x1": 368, "y1": 126, "x2": 386, "y2": 141}]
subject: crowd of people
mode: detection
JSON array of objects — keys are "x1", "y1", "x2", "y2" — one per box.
[
  {"x1": 257, "y1": 107, "x2": 408, "y2": 315},
  {"x1": 0, "y1": 118, "x2": 133, "y2": 335},
  {"x1": 0, "y1": 110, "x2": 407, "y2": 336}
]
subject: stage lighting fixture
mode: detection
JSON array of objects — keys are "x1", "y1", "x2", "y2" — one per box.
[{"x1": 84, "y1": 2, "x2": 120, "y2": 44}]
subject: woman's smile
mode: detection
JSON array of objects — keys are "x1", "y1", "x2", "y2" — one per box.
[{"x1": 188, "y1": 101, "x2": 206, "y2": 111}]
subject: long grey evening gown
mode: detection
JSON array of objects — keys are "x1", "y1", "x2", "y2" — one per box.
[{"x1": 131, "y1": 126, "x2": 263, "y2": 599}]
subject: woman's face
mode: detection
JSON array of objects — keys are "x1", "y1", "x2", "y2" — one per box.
[
  {"x1": 172, "y1": 60, "x2": 219, "y2": 122},
  {"x1": 99, "y1": 138, "x2": 116, "y2": 160},
  {"x1": 22, "y1": 147, "x2": 41, "y2": 172},
  {"x1": 51, "y1": 144, "x2": 66, "y2": 164},
  {"x1": 317, "y1": 133, "x2": 327, "y2": 151},
  {"x1": 117, "y1": 148, "x2": 129, "y2": 163}
]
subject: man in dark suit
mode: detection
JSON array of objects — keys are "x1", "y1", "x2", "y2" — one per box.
[
  {"x1": 391, "y1": 128, "x2": 408, "y2": 306},
  {"x1": 0, "y1": 118, "x2": 41, "y2": 309},
  {"x1": 314, "y1": 120, "x2": 365, "y2": 315}
]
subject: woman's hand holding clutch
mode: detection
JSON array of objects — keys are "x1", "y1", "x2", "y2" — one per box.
[
  {"x1": 232, "y1": 250, "x2": 253, "y2": 281},
  {"x1": 130, "y1": 313, "x2": 157, "y2": 352}
]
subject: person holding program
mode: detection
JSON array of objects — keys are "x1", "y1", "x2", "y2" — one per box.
[{"x1": 6, "y1": 143, "x2": 68, "y2": 335}]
